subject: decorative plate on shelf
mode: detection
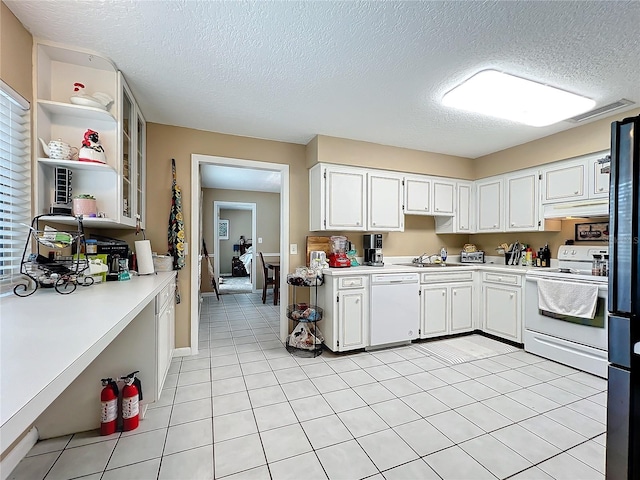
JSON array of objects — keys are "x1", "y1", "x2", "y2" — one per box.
[{"x1": 69, "y1": 95, "x2": 106, "y2": 109}]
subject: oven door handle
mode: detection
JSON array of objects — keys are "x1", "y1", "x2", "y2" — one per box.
[{"x1": 526, "y1": 275, "x2": 608, "y2": 294}]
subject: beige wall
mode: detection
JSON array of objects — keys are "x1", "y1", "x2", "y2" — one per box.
[
  {"x1": 1, "y1": 1, "x2": 32, "y2": 102},
  {"x1": 474, "y1": 108, "x2": 640, "y2": 179},
  {"x1": 145, "y1": 123, "x2": 308, "y2": 348},
  {"x1": 470, "y1": 218, "x2": 608, "y2": 264},
  {"x1": 312, "y1": 135, "x2": 475, "y2": 180}
]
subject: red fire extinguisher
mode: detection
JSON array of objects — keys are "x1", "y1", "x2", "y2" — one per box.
[
  {"x1": 100, "y1": 378, "x2": 119, "y2": 436},
  {"x1": 121, "y1": 371, "x2": 143, "y2": 432}
]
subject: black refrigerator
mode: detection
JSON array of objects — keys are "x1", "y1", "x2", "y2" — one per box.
[{"x1": 608, "y1": 113, "x2": 640, "y2": 479}]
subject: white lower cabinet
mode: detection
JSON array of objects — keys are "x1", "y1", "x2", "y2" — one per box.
[
  {"x1": 156, "y1": 280, "x2": 176, "y2": 398},
  {"x1": 319, "y1": 275, "x2": 369, "y2": 352},
  {"x1": 481, "y1": 272, "x2": 523, "y2": 343},
  {"x1": 420, "y1": 271, "x2": 474, "y2": 338}
]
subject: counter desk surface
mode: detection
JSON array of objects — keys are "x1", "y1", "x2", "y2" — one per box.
[{"x1": 0, "y1": 271, "x2": 176, "y2": 454}]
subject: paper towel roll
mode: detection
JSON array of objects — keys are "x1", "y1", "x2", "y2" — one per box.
[{"x1": 135, "y1": 240, "x2": 155, "y2": 275}]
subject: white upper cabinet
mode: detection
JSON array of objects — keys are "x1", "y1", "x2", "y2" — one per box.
[
  {"x1": 505, "y1": 170, "x2": 539, "y2": 231},
  {"x1": 476, "y1": 177, "x2": 504, "y2": 232},
  {"x1": 588, "y1": 152, "x2": 610, "y2": 199},
  {"x1": 404, "y1": 175, "x2": 431, "y2": 215},
  {"x1": 432, "y1": 179, "x2": 455, "y2": 216},
  {"x1": 434, "y1": 180, "x2": 474, "y2": 234},
  {"x1": 33, "y1": 41, "x2": 145, "y2": 228},
  {"x1": 456, "y1": 181, "x2": 474, "y2": 232},
  {"x1": 309, "y1": 164, "x2": 366, "y2": 231},
  {"x1": 542, "y1": 159, "x2": 587, "y2": 203},
  {"x1": 367, "y1": 172, "x2": 404, "y2": 231}
]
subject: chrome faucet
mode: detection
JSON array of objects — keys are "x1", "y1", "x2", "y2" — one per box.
[{"x1": 412, "y1": 253, "x2": 441, "y2": 264}]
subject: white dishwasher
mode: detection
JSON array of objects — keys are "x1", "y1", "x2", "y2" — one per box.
[{"x1": 370, "y1": 273, "x2": 420, "y2": 347}]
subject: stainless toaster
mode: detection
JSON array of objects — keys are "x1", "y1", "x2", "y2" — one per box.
[{"x1": 460, "y1": 251, "x2": 485, "y2": 263}]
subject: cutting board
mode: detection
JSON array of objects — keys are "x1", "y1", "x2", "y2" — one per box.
[{"x1": 306, "y1": 236, "x2": 332, "y2": 266}]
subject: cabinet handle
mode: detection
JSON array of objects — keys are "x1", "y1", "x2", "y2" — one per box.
[
  {"x1": 436, "y1": 207, "x2": 440, "y2": 211},
  {"x1": 574, "y1": 191, "x2": 579, "y2": 194},
  {"x1": 511, "y1": 222, "x2": 515, "y2": 226},
  {"x1": 442, "y1": 290, "x2": 446, "y2": 296},
  {"x1": 498, "y1": 277, "x2": 503, "y2": 281},
  {"x1": 424, "y1": 206, "x2": 428, "y2": 210},
  {"x1": 355, "y1": 299, "x2": 359, "y2": 304},
  {"x1": 510, "y1": 293, "x2": 514, "y2": 299},
  {"x1": 460, "y1": 225, "x2": 466, "y2": 229},
  {"x1": 356, "y1": 222, "x2": 360, "y2": 226},
  {"x1": 493, "y1": 224, "x2": 498, "y2": 228},
  {"x1": 372, "y1": 222, "x2": 376, "y2": 226},
  {"x1": 453, "y1": 290, "x2": 457, "y2": 295},
  {"x1": 598, "y1": 187, "x2": 604, "y2": 192}
]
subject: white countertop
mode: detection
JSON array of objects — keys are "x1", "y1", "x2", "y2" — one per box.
[
  {"x1": 0, "y1": 271, "x2": 176, "y2": 453},
  {"x1": 322, "y1": 261, "x2": 533, "y2": 276}
]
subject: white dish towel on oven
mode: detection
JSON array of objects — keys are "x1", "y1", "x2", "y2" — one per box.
[{"x1": 537, "y1": 279, "x2": 599, "y2": 319}]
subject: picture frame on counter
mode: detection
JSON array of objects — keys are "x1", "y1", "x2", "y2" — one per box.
[
  {"x1": 218, "y1": 219, "x2": 229, "y2": 240},
  {"x1": 575, "y1": 221, "x2": 609, "y2": 242}
]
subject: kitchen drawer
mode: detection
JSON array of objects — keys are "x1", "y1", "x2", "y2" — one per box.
[
  {"x1": 421, "y1": 271, "x2": 474, "y2": 284},
  {"x1": 339, "y1": 276, "x2": 366, "y2": 289},
  {"x1": 482, "y1": 271, "x2": 522, "y2": 286},
  {"x1": 156, "y1": 280, "x2": 176, "y2": 313}
]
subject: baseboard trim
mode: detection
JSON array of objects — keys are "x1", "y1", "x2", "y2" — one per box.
[
  {"x1": 1, "y1": 427, "x2": 38, "y2": 480},
  {"x1": 172, "y1": 347, "x2": 193, "y2": 358}
]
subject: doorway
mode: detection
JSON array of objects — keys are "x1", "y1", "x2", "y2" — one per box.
[
  {"x1": 190, "y1": 154, "x2": 290, "y2": 351},
  {"x1": 214, "y1": 201, "x2": 257, "y2": 293}
]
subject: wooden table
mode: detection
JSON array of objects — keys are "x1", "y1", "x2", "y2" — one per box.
[{"x1": 266, "y1": 261, "x2": 280, "y2": 305}]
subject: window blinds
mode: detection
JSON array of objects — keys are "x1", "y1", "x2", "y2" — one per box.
[{"x1": 0, "y1": 80, "x2": 31, "y2": 287}]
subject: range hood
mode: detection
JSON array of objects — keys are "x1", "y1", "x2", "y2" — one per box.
[{"x1": 543, "y1": 200, "x2": 609, "y2": 219}]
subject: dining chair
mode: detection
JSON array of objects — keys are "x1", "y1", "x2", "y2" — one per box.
[{"x1": 259, "y1": 252, "x2": 275, "y2": 304}]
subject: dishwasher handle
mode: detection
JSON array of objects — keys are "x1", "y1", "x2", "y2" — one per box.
[{"x1": 371, "y1": 274, "x2": 419, "y2": 285}]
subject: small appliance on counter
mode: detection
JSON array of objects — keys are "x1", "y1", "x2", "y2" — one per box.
[
  {"x1": 363, "y1": 234, "x2": 384, "y2": 266},
  {"x1": 328, "y1": 236, "x2": 350, "y2": 268},
  {"x1": 89, "y1": 235, "x2": 130, "y2": 281},
  {"x1": 460, "y1": 251, "x2": 484, "y2": 263}
]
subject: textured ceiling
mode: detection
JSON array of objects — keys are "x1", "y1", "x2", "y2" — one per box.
[{"x1": 6, "y1": 0, "x2": 640, "y2": 159}]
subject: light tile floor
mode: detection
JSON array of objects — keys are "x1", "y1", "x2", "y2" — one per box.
[{"x1": 11, "y1": 293, "x2": 607, "y2": 480}]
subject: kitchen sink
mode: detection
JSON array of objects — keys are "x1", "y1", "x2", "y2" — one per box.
[{"x1": 393, "y1": 263, "x2": 467, "y2": 268}]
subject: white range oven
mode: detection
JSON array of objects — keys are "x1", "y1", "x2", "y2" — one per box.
[{"x1": 524, "y1": 245, "x2": 609, "y2": 378}]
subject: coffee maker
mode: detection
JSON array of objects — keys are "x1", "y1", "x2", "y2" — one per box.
[{"x1": 363, "y1": 234, "x2": 384, "y2": 266}]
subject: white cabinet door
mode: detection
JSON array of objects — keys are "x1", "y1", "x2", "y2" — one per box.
[
  {"x1": 421, "y1": 285, "x2": 448, "y2": 338},
  {"x1": 505, "y1": 171, "x2": 539, "y2": 231},
  {"x1": 338, "y1": 290, "x2": 367, "y2": 350},
  {"x1": 542, "y1": 161, "x2": 587, "y2": 203},
  {"x1": 456, "y1": 182, "x2": 473, "y2": 232},
  {"x1": 450, "y1": 285, "x2": 473, "y2": 333},
  {"x1": 432, "y1": 180, "x2": 455, "y2": 216},
  {"x1": 404, "y1": 175, "x2": 431, "y2": 215},
  {"x1": 368, "y1": 172, "x2": 404, "y2": 231},
  {"x1": 482, "y1": 284, "x2": 521, "y2": 343},
  {"x1": 326, "y1": 166, "x2": 366, "y2": 230},
  {"x1": 589, "y1": 154, "x2": 610, "y2": 198},
  {"x1": 476, "y1": 177, "x2": 503, "y2": 232},
  {"x1": 156, "y1": 300, "x2": 174, "y2": 397}
]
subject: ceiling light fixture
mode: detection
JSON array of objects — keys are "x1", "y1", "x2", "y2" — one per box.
[{"x1": 442, "y1": 70, "x2": 596, "y2": 127}]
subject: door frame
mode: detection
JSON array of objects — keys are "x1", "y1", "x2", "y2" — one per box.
[
  {"x1": 213, "y1": 201, "x2": 257, "y2": 291},
  {"x1": 191, "y1": 154, "x2": 290, "y2": 351}
]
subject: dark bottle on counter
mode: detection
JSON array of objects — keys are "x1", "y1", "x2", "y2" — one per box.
[{"x1": 541, "y1": 244, "x2": 551, "y2": 268}]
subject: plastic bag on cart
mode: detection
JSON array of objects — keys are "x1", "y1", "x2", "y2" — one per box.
[{"x1": 288, "y1": 323, "x2": 324, "y2": 350}]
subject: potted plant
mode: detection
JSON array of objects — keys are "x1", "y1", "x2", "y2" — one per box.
[{"x1": 72, "y1": 194, "x2": 97, "y2": 217}]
